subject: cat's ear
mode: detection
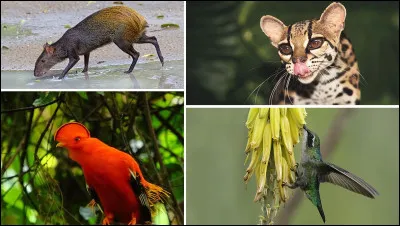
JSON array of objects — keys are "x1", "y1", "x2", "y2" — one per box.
[
  {"x1": 319, "y1": 2, "x2": 346, "y2": 37},
  {"x1": 260, "y1": 15, "x2": 286, "y2": 47}
]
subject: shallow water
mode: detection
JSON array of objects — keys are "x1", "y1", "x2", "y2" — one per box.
[{"x1": 1, "y1": 60, "x2": 183, "y2": 89}]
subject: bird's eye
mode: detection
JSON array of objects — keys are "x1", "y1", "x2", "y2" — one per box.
[
  {"x1": 74, "y1": 137, "x2": 80, "y2": 142},
  {"x1": 278, "y1": 43, "x2": 293, "y2": 55},
  {"x1": 308, "y1": 38, "x2": 324, "y2": 50},
  {"x1": 307, "y1": 135, "x2": 315, "y2": 147}
]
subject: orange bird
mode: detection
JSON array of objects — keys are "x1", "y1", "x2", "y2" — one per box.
[{"x1": 54, "y1": 122, "x2": 169, "y2": 225}]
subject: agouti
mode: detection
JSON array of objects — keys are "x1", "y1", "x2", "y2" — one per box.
[{"x1": 34, "y1": 6, "x2": 164, "y2": 79}]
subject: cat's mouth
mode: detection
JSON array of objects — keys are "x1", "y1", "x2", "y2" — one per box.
[
  {"x1": 296, "y1": 71, "x2": 312, "y2": 78},
  {"x1": 293, "y1": 62, "x2": 312, "y2": 78},
  {"x1": 291, "y1": 62, "x2": 318, "y2": 84}
]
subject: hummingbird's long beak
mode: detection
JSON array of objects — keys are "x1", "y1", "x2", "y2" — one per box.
[{"x1": 303, "y1": 125, "x2": 312, "y2": 134}]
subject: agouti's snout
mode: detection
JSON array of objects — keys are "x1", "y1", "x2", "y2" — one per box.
[{"x1": 34, "y1": 6, "x2": 164, "y2": 79}]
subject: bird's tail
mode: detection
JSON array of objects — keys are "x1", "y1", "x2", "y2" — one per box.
[
  {"x1": 129, "y1": 160, "x2": 170, "y2": 206},
  {"x1": 143, "y1": 180, "x2": 170, "y2": 205},
  {"x1": 317, "y1": 203, "x2": 326, "y2": 223}
]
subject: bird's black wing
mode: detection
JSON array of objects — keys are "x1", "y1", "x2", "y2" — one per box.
[
  {"x1": 319, "y1": 162, "x2": 379, "y2": 198},
  {"x1": 129, "y1": 169, "x2": 152, "y2": 223}
]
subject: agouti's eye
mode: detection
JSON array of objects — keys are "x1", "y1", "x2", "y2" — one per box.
[
  {"x1": 308, "y1": 38, "x2": 324, "y2": 50},
  {"x1": 278, "y1": 43, "x2": 293, "y2": 55},
  {"x1": 74, "y1": 137, "x2": 80, "y2": 142}
]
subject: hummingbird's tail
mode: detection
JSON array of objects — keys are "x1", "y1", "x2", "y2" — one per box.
[
  {"x1": 317, "y1": 203, "x2": 326, "y2": 223},
  {"x1": 305, "y1": 188, "x2": 326, "y2": 223},
  {"x1": 319, "y1": 163, "x2": 379, "y2": 198}
]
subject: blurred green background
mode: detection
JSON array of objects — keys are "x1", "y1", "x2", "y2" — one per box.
[
  {"x1": 186, "y1": 108, "x2": 399, "y2": 224},
  {"x1": 187, "y1": 1, "x2": 399, "y2": 105}
]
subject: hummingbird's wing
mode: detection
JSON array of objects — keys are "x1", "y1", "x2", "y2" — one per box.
[{"x1": 319, "y1": 163, "x2": 379, "y2": 198}]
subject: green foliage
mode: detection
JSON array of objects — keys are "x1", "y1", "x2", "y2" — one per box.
[{"x1": 1, "y1": 92, "x2": 184, "y2": 225}]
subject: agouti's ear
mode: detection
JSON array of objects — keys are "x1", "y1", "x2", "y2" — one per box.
[{"x1": 44, "y1": 43, "x2": 55, "y2": 55}]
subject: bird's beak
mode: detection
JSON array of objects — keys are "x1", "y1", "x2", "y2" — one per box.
[
  {"x1": 303, "y1": 125, "x2": 311, "y2": 134},
  {"x1": 56, "y1": 142, "x2": 64, "y2": 148}
]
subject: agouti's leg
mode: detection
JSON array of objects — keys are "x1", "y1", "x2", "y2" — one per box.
[
  {"x1": 59, "y1": 50, "x2": 80, "y2": 79},
  {"x1": 114, "y1": 39, "x2": 140, "y2": 73},
  {"x1": 137, "y1": 34, "x2": 164, "y2": 66},
  {"x1": 82, "y1": 53, "x2": 90, "y2": 73}
]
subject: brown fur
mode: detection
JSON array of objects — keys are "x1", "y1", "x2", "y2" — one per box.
[{"x1": 90, "y1": 6, "x2": 148, "y2": 43}]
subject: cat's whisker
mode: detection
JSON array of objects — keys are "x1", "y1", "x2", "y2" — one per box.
[
  {"x1": 269, "y1": 73, "x2": 286, "y2": 105},
  {"x1": 285, "y1": 74, "x2": 294, "y2": 105},
  {"x1": 270, "y1": 68, "x2": 286, "y2": 84},
  {"x1": 357, "y1": 71, "x2": 368, "y2": 86},
  {"x1": 245, "y1": 68, "x2": 284, "y2": 104},
  {"x1": 283, "y1": 74, "x2": 289, "y2": 105}
]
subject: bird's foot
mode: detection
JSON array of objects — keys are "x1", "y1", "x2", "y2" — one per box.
[
  {"x1": 102, "y1": 213, "x2": 113, "y2": 225},
  {"x1": 290, "y1": 163, "x2": 299, "y2": 172},
  {"x1": 282, "y1": 181, "x2": 297, "y2": 189},
  {"x1": 127, "y1": 214, "x2": 137, "y2": 225},
  {"x1": 102, "y1": 217, "x2": 110, "y2": 225},
  {"x1": 87, "y1": 199, "x2": 96, "y2": 213}
]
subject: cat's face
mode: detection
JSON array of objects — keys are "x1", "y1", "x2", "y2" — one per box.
[{"x1": 260, "y1": 3, "x2": 346, "y2": 84}]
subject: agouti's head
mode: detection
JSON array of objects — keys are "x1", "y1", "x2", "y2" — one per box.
[{"x1": 34, "y1": 43, "x2": 63, "y2": 77}]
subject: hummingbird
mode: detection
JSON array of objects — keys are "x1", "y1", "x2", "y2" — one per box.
[{"x1": 282, "y1": 125, "x2": 379, "y2": 223}]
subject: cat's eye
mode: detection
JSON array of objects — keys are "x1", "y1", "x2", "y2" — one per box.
[
  {"x1": 278, "y1": 44, "x2": 292, "y2": 55},
  {"x1": 308, "y1": 38, "x2": 324, "y2": 50}
]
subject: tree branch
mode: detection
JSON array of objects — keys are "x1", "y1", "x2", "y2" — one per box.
[
  {"x1": 154, "y1": 111, "x2": 184, "y2": 144},
  {"x1": 1, "y1": 98, "x2": 59, "y2": 114},
  {"x1": 139, "y1": 93, "x2": 184, "y2": 225}
]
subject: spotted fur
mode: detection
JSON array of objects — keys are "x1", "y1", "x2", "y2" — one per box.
[{"x1": 260, "y1": 2, "x2": 361, "y2": 105}]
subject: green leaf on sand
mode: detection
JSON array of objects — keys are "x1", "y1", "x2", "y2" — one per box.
[{"x1": 161, "y1": 23, "x2": 179, "y2": 29}]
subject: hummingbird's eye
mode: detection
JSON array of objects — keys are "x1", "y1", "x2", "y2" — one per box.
[
  {"x1": 74, "y1": 137, "x2": 81, "y2": 142},
  {"x1": 307, "y1": 135, "x2": 315, "y2": 147}
]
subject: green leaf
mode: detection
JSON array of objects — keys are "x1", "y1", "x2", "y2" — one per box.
[
  {"x1": 32, "y1": 92, "x2": 57, "y2": 106},
  {"x1": 157, "y1": 15, "x2": 164, "y2": 19},
  {"x1": 161, "y1": 23, "x2": 180, "y2": 29},
  {"x1": 77, "y1": 92, "x2": 88, "y2": 100}
]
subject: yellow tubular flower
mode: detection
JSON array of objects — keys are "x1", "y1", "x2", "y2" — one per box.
[{"x1": 244, "y1": 107, "x2": 307, "y2": 224}]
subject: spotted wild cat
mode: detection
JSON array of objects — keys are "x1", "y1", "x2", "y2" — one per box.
[{"x1": 260, "y1": 2, "x2": 361, "y2": 105}]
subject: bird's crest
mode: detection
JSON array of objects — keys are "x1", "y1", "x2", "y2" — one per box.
[{"x1": 54, "y1": 122, "x2": 91, "y2": 141}]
